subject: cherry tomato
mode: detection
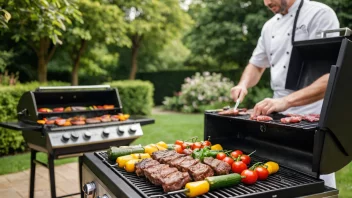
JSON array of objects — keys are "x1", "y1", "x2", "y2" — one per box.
[
  {"x1": 216, "y1": 152, "x2": 227, "y2": 160},
  {"x1": 222, "y1": 157, "x2": 234, "y2": 165},
  {"x1": 230, "y1": 150, "x2": 243, "y2": 158},
  {"x1": 241, "y1": 169, "x2": 258, "y2": 185},
  {"x1": 182, "y1": 142, "x2": 192, "y2": 150},
  {"x1": 191, "y1": 142, "x2": 202, "y2": 150},
  {"x1": 202, "y1": 140, "x2": 211, "y2": 148},
  {"x1": 175, "y1": 140, "x2": 184, "y2": 146},
  {"x1": 175, "y1": 145, "x2": 183, "y2": 154},
  {"x1": 241, "y1": 155, "x2": 251, "y2": 165},
  {"x1": 231, "y1": 161, "x2": 248, "y2": 174},
  {"x1": 255, "y1": 166, "x2": 269, "y2": 180}
]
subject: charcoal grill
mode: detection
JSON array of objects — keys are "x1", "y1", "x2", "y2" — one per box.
[
  {"x1": 0, "y1": 85, "x2": 154, "y2": 198},
  {"x1": 80, "y1": 30, "x2": 352, "y2": 198}
]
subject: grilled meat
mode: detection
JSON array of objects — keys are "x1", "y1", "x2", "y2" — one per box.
[
  {"x1": 135, "y1": 158, "x2": 159, "y2": 176},
  {"x1": 169, "y1": 156, "x2": 192, "y2": 168},
  {"x1": 159, "y1": 153, "x2": 186, "y2": 164},
  {"x1": 281, "y1": 116, "x2": 302, "y2": 124},
  {"x1": 203, "y1": 157, "x2": 231, "y2": 175},
  {"x1": 178, "y1": 158, "x2": 200, "y2": 172},
  {"x1": 187, "y1": 162, "x2": 214, "y2": 181},
  {"x1": 151, "y1": 150, "x2": 177, "y2": 161},
  {"x1": 161, "y1": 171, "x2": 191, "y2": 192},
  {"x1": 149, "y1": 166, "x2": 179, "y2": 186},
  {"x1": 302, "y1": 115, "x2": 319, "y2": 122},
  {"x1": 218, "y1": 109, "x2": 239, "y2": 116},
  {"x1": 251, "y1": 115, "x2": 273, "y2": 121},
  {"x1": 85, "y1": 118, "x2": 101, "y2": 124}
]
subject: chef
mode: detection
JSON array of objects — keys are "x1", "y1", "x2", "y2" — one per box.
[{"x1": 230, "y1": 0, "x2": 339, "y2": 188}]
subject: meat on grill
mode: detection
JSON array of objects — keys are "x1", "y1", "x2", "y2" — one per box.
[
  {"x1": 285, "y1": 113, "x2": 320, "y2": 122},
  {"x1": 251, "y1": 115, "x2": 273, "y2": 122},
  {"x1": 203, "y1": 157, "x2": 231, "y2": 175},
  {"x1": 135, "y1": 158, "x2": 160, "y2": 176},
  {"x1": 218, "y1": 109, "x2": 239, "y2": 116},
  {"x1": 187, "y1": 162, "x2": 214, "y2": 181},
  {"x1": 135, "y1": 158, "x2": 191, "y2": 192},
  {"x1": 159, "y1": 153, "x2": 186, "y2": 164},
  {"x1": 152, "y1": 150, "x2": 177, "y2": 161},
  {"x1": 281, "y1": 116, "x2": 302, "y2": 124}
]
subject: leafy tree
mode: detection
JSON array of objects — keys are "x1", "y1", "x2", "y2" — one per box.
[
  {"x1": 0, "y1": 8, "x2": 11, "y2": 28},
  {"x1": 0, "y1": 0, "x2": 82, "y2": 82},
  {"x1": 63, "y1": 0, "x2": 130, "y2": 85},
  {"x1": 113, "y1": 0, "x2": 193, "y2": 79},
  {"x1": 185, "y1": 0, "x2": 271, "y2": 70}
]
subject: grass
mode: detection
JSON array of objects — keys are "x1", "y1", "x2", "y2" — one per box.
[{"x1": 0, "y1": 113, "x2": 351, "y2": 196}]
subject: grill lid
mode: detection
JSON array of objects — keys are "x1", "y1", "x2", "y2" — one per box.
[{"x1": 286, "y1": 32, "x2": 352, "y2": 174}]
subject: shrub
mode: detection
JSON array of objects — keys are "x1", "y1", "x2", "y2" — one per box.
[
  {"x1": 163, "y1": 72, "x2": 235, "y2": 113},
  {"x1": 162, "y1": 72, "x2": 273, "y2": 113},
  {"x1": 106, "y1": 80, "x2": 154, "y2": 115},
  {"x1": 0, "y1": 81, "x2": 69, "y2": 156}
]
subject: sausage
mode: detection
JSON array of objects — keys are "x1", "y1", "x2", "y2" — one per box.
[
  {"x1": 71, "y1": 120, "x2": 85, "y2": 125},
  {"x1": 86, "y1": 118, "x2": 101, "y2": 124},
  {"x1": 218, "y1": 109, "x2": 239, "y2": 116},
  {"x1": 280, "y1": 116, "x2": 302, "y2": 124}
]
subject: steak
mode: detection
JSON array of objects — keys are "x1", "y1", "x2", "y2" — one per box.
[
  {"x1": 152, "y1": 150, "x2": 176, "y2": 161},
  {"x1": 149, "y1": 167, "x2": 179, "y2": 186},
  {"x1": 161, "y1": 172, "x2": 192, "y2": 192},
  {"x1": 178, "y1": 158, "x2": 200, "y2": 172},
  {"x1": 188, "y1": 163, "x2": 214, "y2": 181},
  {"x1": 169, "y1": 156, "x2": 192, "y2": 167},
  {"x1": 135, "y1": 158, "x2": 160, "y2": 176},
  {"x1": 159, "y1": 153, "x2": 186, "y2": 164},
  {"x1": 203, "y1": 157, "x2": 231, "y2": 175},
  {"x1": 144, "y1": 164, "x2": 169, "y2": 182}
]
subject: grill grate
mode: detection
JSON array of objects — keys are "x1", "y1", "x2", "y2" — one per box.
[
  {"x1": 209, "y1": 113, "x2": 318, "y2": 130},
  {"x1": 95, "y1": 151, "x2": 324, "y2": 198}
]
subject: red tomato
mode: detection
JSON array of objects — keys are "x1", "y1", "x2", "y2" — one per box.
[
  {"x1": 255, "y1": 166, "x2": 269, "y2": 180},
  {"x1": 216, "y1": 152, "x2": 227, "y2": 160},
  {"x1": 202, "y1": 140, "x2": 211, "y2": 147},
  {"x1": 222, "y1": 157, "x2": 234, "y2": 165},
  {"x1": 231, "y1": 161, "x2": 248, "y2": 174},
  {"x1": 230, "y1": 150, "x2": 243, "y2": 158},
  {"x1": 175, "y1": 140, "x2": 184, "y2": 146},
  {"x1": 182, "y1": 142, "x2": 192, "y2": 150},
  {"x1": 192, "y1": 142, "x2": 202, "y2": 150},
  {"x1": 241, "y1": 169, "x2": 258, "y2": 185},
  {"x1": 175, "y1": 145, "x2": 183, "y2": 154},
  {"x1": 241, "y1": 155, "x2": 251, "y2": 165}
]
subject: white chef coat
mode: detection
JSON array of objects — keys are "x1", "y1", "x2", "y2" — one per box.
[
  {"x1": 249, "y1": 0, "x2": 339, "y2": 188},
  {"x1": 249, "y1": 0, "x2": 340, "y2": 115}
]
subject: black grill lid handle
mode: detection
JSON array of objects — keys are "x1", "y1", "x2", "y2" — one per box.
[
  {"x1": 316, "y1": 27, "x2": 351, "y2": 38},
  {"x1": 0, "y1": 122, "x2": 43, "y2": 131},
  {"x1": 35, "y1": 85, "x2": 111, "y2": 91}
]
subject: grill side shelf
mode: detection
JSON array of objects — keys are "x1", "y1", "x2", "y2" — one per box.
[{"x1": 0, "y1": 122, "x2": 43, "y2": 131}]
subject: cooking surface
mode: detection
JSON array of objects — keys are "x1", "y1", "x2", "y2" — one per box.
[
  {"x1": 207, "y1": 112, "x2": 318, "y2": 130},
  {"x1": 95, "y1": 151, "x2": 325, "y2": 198}
]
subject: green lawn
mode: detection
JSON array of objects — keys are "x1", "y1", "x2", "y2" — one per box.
[{"x1": 0, "y1": 113, "x2": 351, "y2": 196}]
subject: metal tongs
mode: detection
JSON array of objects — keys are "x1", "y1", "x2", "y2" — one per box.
[{"x1": 233, "y1": 98, "x2": 240, "y2": 112}]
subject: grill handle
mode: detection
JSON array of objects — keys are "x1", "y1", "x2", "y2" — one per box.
[
  {"x1": 316, "y1": 27, "x2": 352, "y2": 38},
  {"x1": 35, "y1": 85, "x2": 111, "y2": 91}
]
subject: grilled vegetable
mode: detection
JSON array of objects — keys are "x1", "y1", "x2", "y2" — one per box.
[
  {"x1": 185, "y1": 180, "x2": 210, "y2": 197},
  {"x1": 107, "y1": 146, "x2": 144, "y2": 161},
  {"x1": 264, "y1": 161, "x2": 279, "y2": 174},
  {"x1": 37, "y1": 120, "x2": 45, "y2": 125},
  {"x1": 192, "y1": 147, "x2": 219, "y2": 161},
  {"x1": 124, "y1": 159, "x2": 143, "y2": 172},
  {"x1": 131, "y1": 153, "x2": 151, "y2": 159},
  {"x1": 103, "y1": 105, "x2": 115, "y2": 109},
  {"x1": 38, "y1": 108, "x2": 52, "y2": 113},
  {"x1": 255, "y1": 166, "x2": 269, "y2": 180},
  {"x1": 156, "y1": 141, "x2": 168, "y2": 149},
  {"x1": 71, "y1": 106, "x2": 87, "y2": 111},
  {"x1": 144, "y1": 144, "x2": 167, "y2": 155},
  {"x1": 64, "y1": 107, "x2": 72, "y2": 112},
  {"x1": 205, "y1": 174, "x2": 242, "y2": 191},
  {"x1": 210, "y1": 144, "x2": 223, "y2": 150},
  {"x1": 117, "y1": 155, "x2": 134, "y2": 168},
  {"x1": 166, "y1": 144, "x2": 176, "y2": 150}
]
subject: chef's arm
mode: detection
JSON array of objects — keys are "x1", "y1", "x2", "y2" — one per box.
[
  {"x1": 237, "y1": 64, "x2": 266, "y2": 88},
  {"x1": 284, "y1": 74, "x2": 329, "y2": 107}
]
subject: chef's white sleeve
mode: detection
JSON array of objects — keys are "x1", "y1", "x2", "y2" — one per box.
[
  {"x1": 249, "y1": 28, "x2": 270, "y2": 68},
  {"x1": 308, "y1": 7, "x2": 340, "y2": 39}
]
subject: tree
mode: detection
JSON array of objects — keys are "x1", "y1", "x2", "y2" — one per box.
[
  {"x1": 0, "y1": 0, "x2": 82, "y2": 82},
  {"x1": 0, "y1": 8, "x2": 11, "y2": 28},
  {"x1": 114, "y1": 0, "x2": 193, "y2": 79},
  {"x1": 184, "y1": 0, "x2": 271, "y2": 69},
  {"x1": 63, "y1": 0, "x2": 130, "y2": 85}
]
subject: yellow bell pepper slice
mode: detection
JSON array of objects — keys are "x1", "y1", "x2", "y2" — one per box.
[
  {"x1": 264, "y1": 161, "x2": 279, "y2": 174},
  {"x1": 185, "y1": 180, "x2": 210, "y2": 197},
  {"x1": 117, "y1": 155, "x2": 134, "y2": 168},
  {"x1": 131, "y1": 153, "x2": 151, "y2": 159},
  {"x1": 156, "y1": 141, "x2": 168, "y2": 149},
  {"x1": 210, "y1": 144, "x2": 223, "y2": 151},
  {"x1": 125, "y1": 159, "x2": 142, "y2": 172}
]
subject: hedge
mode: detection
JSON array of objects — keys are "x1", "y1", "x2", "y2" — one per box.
[
  {"x1": 0, "y1": 81, "x2": 69, "y2": 156},
  {"x1": 136, "y1": 69, "x2": 271, "y2": 105},
  {"x1": 105, "y1": 80, "x2": 154, "y2": 116}
]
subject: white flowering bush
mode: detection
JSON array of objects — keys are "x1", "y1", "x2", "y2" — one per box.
[{"x1": 163, "y1": 72, "x2": 235, "y2": 113}]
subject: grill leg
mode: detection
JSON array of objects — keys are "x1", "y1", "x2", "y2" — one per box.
[
  {"x1": 48, "y1": 155, "x2": 56, "y2": 198},
  {"x1": 29, "y1": 150, "x2": 37, "y2": 198},
  {"x1": 79, "y1": 156, "x2": 84, "y2": 198}
]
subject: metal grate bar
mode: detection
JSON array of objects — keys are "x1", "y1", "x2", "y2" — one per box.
[{"x1": 95, "y1": 151, "x2": 323, "y2": 198}]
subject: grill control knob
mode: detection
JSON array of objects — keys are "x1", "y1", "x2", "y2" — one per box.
[
  {"x1": 129, "y1": 125, "x2": 137, "y2": 134},
  {"x1": 61, "y1": 134, "x2": 70, "y2": 142},
  {"x1": 117, "y1": 127, "x2": 125, "y2": 135},
  {"x1": 102, "y1": 129, "x2": 110, "y2": 137},
  {"x1": 84, "y1": 131, "x2": 92, "y2": 139},
  {"x1": 71, "y1": 132, "x2": 79, "y2": 140},
  {"x1": 82, "y1": 182, "x2": 96, "y2": 195}
]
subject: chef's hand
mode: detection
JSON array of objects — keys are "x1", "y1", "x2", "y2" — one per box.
[
  {"x1": 252, "y1": 97, "x2": 290, "y2": 116},
  {"x1": 231, "y1": 85, "x2": 248, "y2": 102}
]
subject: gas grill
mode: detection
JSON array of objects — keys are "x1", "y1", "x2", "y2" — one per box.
[
  {"x1": 80, "y1": 29, "x2": 352, "y2": 197},
  {"x1": 0, "y1": 85, "x2": 154, "y2": 198}
]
